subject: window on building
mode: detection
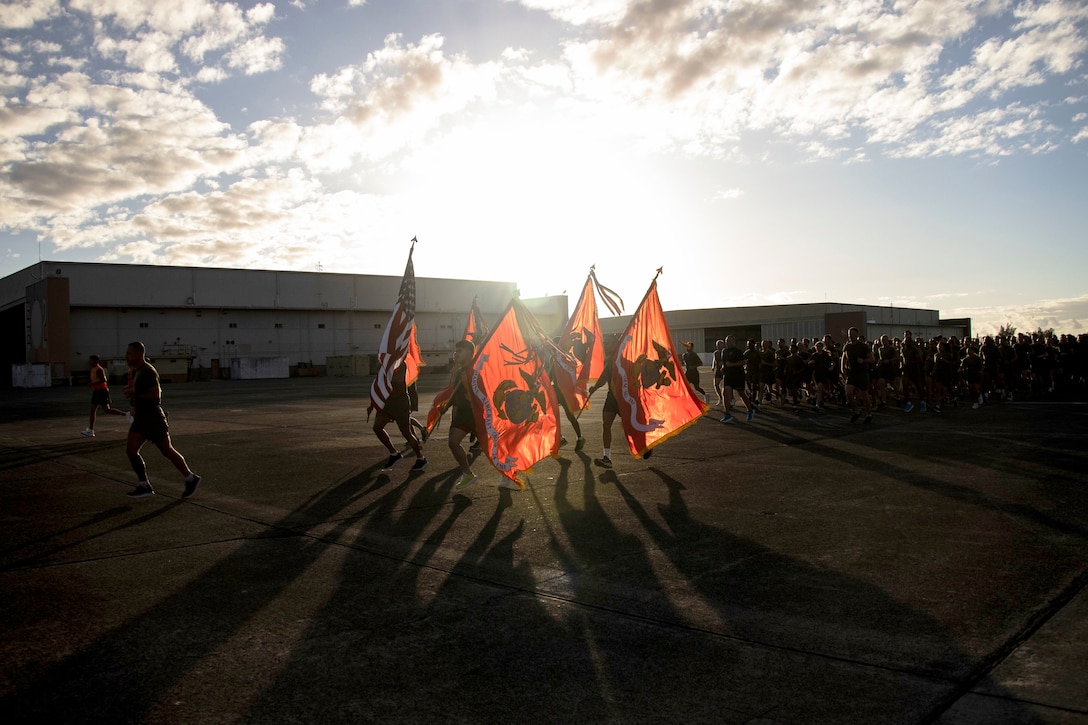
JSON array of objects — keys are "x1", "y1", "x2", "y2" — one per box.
[
  {"x1": 229, "y1": 323, "x2": 238, "y2": 328},
  {"x1": 139, "y1": 322, "x2": 149, "y2": 328},
  {"x1": 318, "y1": 323, "x2": 326, "y2": 329}
]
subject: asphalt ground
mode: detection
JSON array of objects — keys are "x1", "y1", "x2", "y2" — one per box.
[{"x1": 1, "y1": 374, "x2": 1086, "y2": 724}]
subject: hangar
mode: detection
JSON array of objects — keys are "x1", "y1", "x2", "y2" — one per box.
[
  {"x1": 0, "y1": 261, "x2": 566, "y2": 387},
  {"x1": 1, "y1": 261, "x2": 969, "y2": 386}
]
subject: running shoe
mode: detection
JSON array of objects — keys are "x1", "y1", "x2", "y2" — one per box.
[
  {"x1": 850, "y1": 411, "x2": 861, "y2": 423},
  {"x1": 382, "y1": 451, "x2": 402, "y2": 470},
  {"x1": 127, "y1": 482, "x2": 155, "y2": 498},
  {"x1": 904, "y1": 402, "x2": 914, "y2": 413},
  {"x1": 575, "y1": 437, "x2": 586, "y2": 451},
  {"x1": 410, "y1": 457, "x2": 428, "y2": 472},
  {"x1": 746, "y1": 409, "x2": 755, "y2": 422},
  {"x1": 125, "y1": 412, "x2": 134, "y2": 424},
  {"x1": 454, "y1": 472, "x2": 478, "y2": 490},
  {"x1": 80, "y1": 429, "x2": 95, "y2": 437},
  {"x1": 183, "y1": 474, "x2": 202, "y2": 499},
  {"x1": 920, "y1": 401, "x2": 928, "y2": 413},
  {"x1": 720, "y1": 415, "x2": 734, "y2": 424},
  {"x1": 594, "y1": 456, "x2": 613, "y2": 468}
]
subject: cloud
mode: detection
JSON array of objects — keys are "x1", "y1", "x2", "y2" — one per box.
[
  {"x1": 535, "y1": 0, "x2": 1087, "y2": 158},
  {"x1": 0, "y1": 0, "x2": 60, "y2": 30},
  {"x1": 948, "y1": 294, "x2": 1088, "y2": 335}
]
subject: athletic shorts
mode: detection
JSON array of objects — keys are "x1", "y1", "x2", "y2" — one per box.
[
  {"x1": 603, "y1": 390, "x2": 620, "y2": 415},
  {"x1": 451, "y1": 404, "x2": 476, "y2": 434},
  {"x1": 131, "y1": 408, "x2": 169, "y2": 442},
  {"x1": 845, "y1": 371, "x2": 870, "y2": 389},
  {"x1": 91, "y1": 389, "x2": 111, "y2": 406},
  {"x1": 380, "y1": 395, "x2": 412, "y2": 425},
  {"x1": 723, "y1": 373, "x2": 745, "y2": 390}
]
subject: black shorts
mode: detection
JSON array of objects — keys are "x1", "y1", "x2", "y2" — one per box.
[
  {"x1": 450, "y1": 404, "x2": 476, "y2": 434},
  {"x1": 131, "y1": 409, "x2": 169, "y2": 442},
  {"x1": 602, "y1": 390, "x2": 620, "y2": 415},
  {"x1": 91, "y1": 389, "x2": 111, "y2": 406},
  {"x1": 380, "y1": 395, "x2": 412, "y2": 425},
  {"x1": 723, "y1": 373, "x2": 745, "y2": 390},
  {"x1": 845, "y1": 371, "x2": 870, "y2": 389}
]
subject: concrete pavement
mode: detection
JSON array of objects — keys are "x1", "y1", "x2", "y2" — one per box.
[{"x1": 1, "y1": 376, "x2": 1086, "y2": 723}]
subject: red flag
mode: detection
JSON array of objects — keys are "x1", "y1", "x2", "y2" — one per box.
[
  {"x1": 404, "y1": 326, "x2": 423, "y2": 386},
  {"x1": 555, "y1": 268, "x2": 621, "y2": 413},
  {"x1": 611, "y1": 271, "x2": 706, "y2": 457},
  {"x1": 423, "y1": 297, "x2": 490, "y2": 435},
  {"x1": 370, "y1": 241, "x2": 416, "y2": 413},
  {"x1": 462, "y1": 296, "x2": 490, "y2": 346},
  {"x1": 467, "y1": 298, "x2": 561, "y2": 489},
  {"x1": 425, "y1": 377, "x2": 457, "y2": 434}
]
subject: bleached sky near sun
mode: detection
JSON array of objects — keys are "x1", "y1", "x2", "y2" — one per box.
[{"x1": 2, "y1": 0, "x2": 1087, "y2": 335}]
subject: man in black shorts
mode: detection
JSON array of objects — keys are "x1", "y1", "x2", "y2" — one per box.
[
  {"x1": 448, "y1": 340, "x2": 481, "y2": 489},
  {"x1": 719, "y1": 335, "x2": 756, "y2": 423},
  {"x1": 81, "y1": 354, "x2": 128, "y2": 437},
  {"x1": 588, "y1": 337, "x2": 653, "y2": 468},
  {"x1": 123, "y1": 341, "x2": 201, "y2": 499},
  {"x1": 841, "y1": 327, "x2": 875, "y2": 424},
  {"x1": 374, "y1": 361, "x2": 427, "y2": 473}
]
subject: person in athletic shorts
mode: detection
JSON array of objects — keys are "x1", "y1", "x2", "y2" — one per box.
[
  {"x1": 809, "y1": 341, "x2": 833, "y2": 412},
  {"x1": 711, "y1": 339, "x2": 727, "y2": 406},
  {"x1": 841, "y1": 327, "x2": 875, "y2": 424},
  {"x1": 588, "y1": 338, "x2": 654, "y2": 467},
  {"x1": 900, "y1": 331, "x2": 926, "y2": 412},
  {"x1": 448, "y1": 340, "x2": 481, "y2": 490},
  {"x1": 719, "y1": 335, "x2": 756, "y2": 423},
  {"x1": 759, "y1": 340, "x2": 776, "y2": 404},
  {"x1": 743, "y1": 339, "x2": 762, "y2": 410},
  {"x1": 875, "y1": 335, "x2": 901, "y2": 408},
  {"x1": 374, "y1": 362, "x2": 427, "y2": 473},
  {"x1": 122, "y1": 341, "x2": 201, "y2": 499},
  {"x1": 681, "y1": 341, "x2": 708, "y2": 402},
  {"x1": 960, "y1": 342, "x2": 984, "y2": 408},
  {"x1": 81, "y1": 354, "x2": 128, "y2": 437}
]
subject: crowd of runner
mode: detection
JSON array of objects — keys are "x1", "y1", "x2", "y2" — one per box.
[{"x1": 710, "y1": 330, "x2": 1088, "y2": 418}]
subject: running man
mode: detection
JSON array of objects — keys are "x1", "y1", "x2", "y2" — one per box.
[
  {"x1": 122, "y1": 341, "x2": 201, "y2": 499},
  {"x1": 81, "y1": 354, "x2": 128, "y2": 437}
]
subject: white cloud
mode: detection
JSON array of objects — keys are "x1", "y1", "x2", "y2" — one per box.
[
  {"x1": 950, "y1": 294, "x2": 1088, "y2": 335},
  {"x1": 0, "y1": 0, "x2": 59, "y2": 30}
]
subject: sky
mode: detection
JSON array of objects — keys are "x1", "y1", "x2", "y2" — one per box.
[{"x1": 2, "y1": 0, "x2": 1087, "y2": 336}]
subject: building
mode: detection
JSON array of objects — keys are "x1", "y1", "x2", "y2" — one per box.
[
  {"x1": 600, "y1": 302, "x2": 971, "y2": 362},
  {"x1": 0, "y1": 261, "x2": 568, "y2": 387}
]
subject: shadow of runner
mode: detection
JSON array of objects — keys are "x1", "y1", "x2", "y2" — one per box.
[
  {"x1": 0, "y1": 461, "x2": 434, "y2": 723},
  {"x1": 238, "y1": 481, "x2": 577, "y2": 722},
  {"x1": 598, "y1": 467, "x2": 1042, "y2": 721}
]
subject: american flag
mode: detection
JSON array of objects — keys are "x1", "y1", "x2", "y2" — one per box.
[{"x1": 370, "y1": 242, "x2": 417, "y2": 412}]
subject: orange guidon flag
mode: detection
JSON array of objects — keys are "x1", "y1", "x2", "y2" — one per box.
[
  {"x1": 404, "y1": 326, "x2": 424, "y2": 387},
  {"x1": 468, "y1": 298, "x2": 561, "y2": 489},
  {"x1": 423, "y1": 297, "x2": 490, "y2": 436},
  {"x1": 611, "y1": 270, "x2": 707, "y2": 458},
  {"x1": 555, "y1": 268, "x2": 621, "y2": 413},
  {"x1": 463, "y1": 295, "x2": 490, "y2": 346}
]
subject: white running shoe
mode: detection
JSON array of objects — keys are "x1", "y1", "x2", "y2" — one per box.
[
  {"x1": 454, "y1": 472, "x2": 478, "y2": 490},
  {"x1": 80, "y1": 429, "x2": 95, "y2": 437}
]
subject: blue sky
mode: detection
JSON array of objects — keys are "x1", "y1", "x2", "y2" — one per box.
[{"x1": 2, "y1": 0, "x2": 1087, "y2": 334}]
